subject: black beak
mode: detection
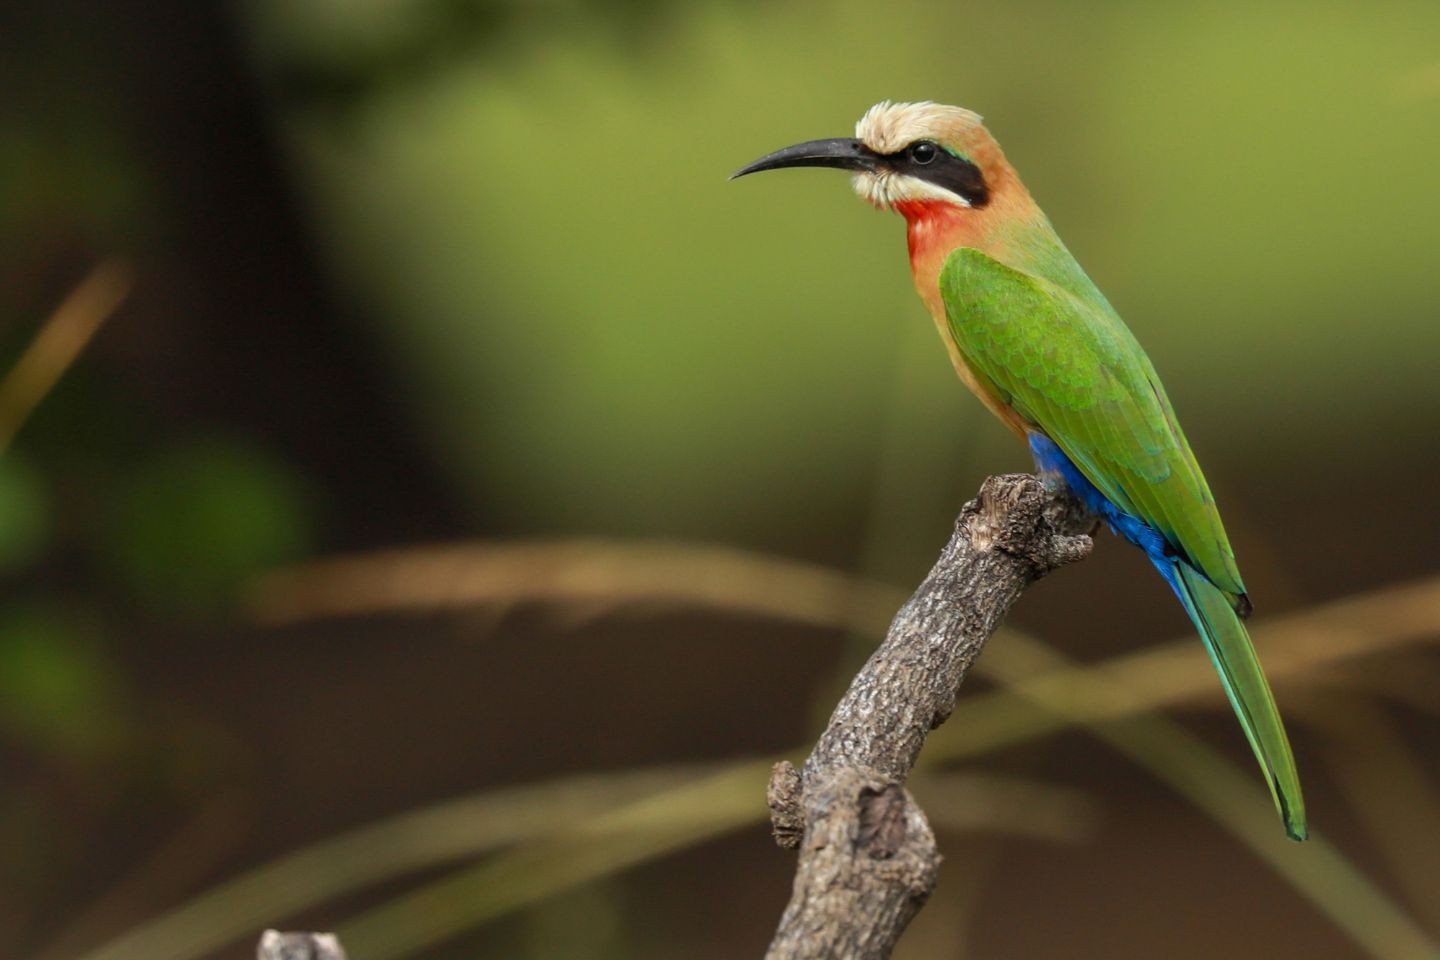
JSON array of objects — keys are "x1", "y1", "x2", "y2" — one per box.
[{"x1": 729, "y1": 137, "x2": 882, "y2": 180}]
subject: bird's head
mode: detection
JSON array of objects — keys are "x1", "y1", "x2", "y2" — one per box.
[{"x1": 731, "y1": 101, "x2": 1006, "y2": 217}]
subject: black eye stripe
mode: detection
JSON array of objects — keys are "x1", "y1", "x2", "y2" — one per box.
[{"x1": 885, "y1": 142, "x2": 989, "y2": 207}]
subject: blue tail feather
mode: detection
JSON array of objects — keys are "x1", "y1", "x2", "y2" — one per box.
[
  {"x1": 1026, "y1": 431, "x2": 1307, "y2": 840},
  {"x1": 1027, "y1": 433, "x2": 1169, "y2": 562}
]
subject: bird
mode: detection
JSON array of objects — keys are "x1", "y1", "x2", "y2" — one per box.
[{"x1": 731, "y1": 101, "x2": 1306, "y2": 841}]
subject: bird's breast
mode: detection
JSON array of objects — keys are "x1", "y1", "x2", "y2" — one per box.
[{"x1": 895, "y1": 200, "x2": 1030, "y2": 437}]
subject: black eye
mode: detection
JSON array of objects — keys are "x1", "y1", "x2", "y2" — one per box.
[{"x1": 909, "y1": 141, "x2": 938, "y2": 165}]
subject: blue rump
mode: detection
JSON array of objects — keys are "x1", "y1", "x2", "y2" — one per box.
[{"x1": 1026, "y1": 431, "x2": 1173, "y2": 566}]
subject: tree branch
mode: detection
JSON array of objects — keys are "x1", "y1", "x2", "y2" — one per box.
[
  {"x1": 764, "y1": 474, "x2": 1092, "y2": 960},
  {"x1": 257, "y1": 931, "x2": 348, "y2": 960}
]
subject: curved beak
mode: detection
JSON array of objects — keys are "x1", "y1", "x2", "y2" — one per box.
[{"x1": 729, "y1": 137, "x2": 882, "y2": 180}]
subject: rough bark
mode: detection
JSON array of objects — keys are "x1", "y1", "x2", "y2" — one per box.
[{"x1": 764, "y1": 474, "x2": 1092, "y2": 960}]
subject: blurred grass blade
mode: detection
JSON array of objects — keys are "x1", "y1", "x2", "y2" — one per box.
[
  {"x1": 333, "y1": 767, "x2": 1094, "y2": 960},
  {"x1": 977, "y1": 635, "x2": 1440, "y2": 960},
  {"x1": 920, "y1": 574, "x2": 1440, "y2": 763},
  {"x1": 197, "y1": 544, "x2": 1440, "y2": 959},
  {"x1": 327, "y1": 627, "x2": 1440, "y2": 960},
  {"x1": 1338, "y1": 656, "x2": 1440, "y2": 718},
  {"x1": 333, "y1": 761, "x2": 771, "y2": 960},
  {"x1": 251, "y1": 540, "x2": 1440, "y2": 721},
  {"x1": 1304, "y1": 694, "x2": 1440, "y2": 931},
  {"x1": 65, "y1": 765, "x2": 722, "y2": 960},
  {"x1": 910, "y1": 772, "x2": 1098, "y2": 844},
  {"x1": 246, "y1": 539, "x2": 903, "y2": 630},
  {"x1": 1111, "y1": 716, "x2": 1437, "y2": 960},
  {"x1": 63, "y1": 759, "x2": 1091, "y2": 960},
  {"x1": 0, "y1": 260, "x2": 131, "y2": 452},
  {"x1": 33, "y1": 795, "x2": 249, "y2": 960}
]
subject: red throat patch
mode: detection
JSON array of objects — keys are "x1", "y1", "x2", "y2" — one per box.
[{"x1": 893, "y1": 199, "x2": 972, "y2": 269}]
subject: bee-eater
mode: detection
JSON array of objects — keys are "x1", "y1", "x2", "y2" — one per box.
[{"x1": 732, "y1": 101, "x2": 1305, "y2": 840}]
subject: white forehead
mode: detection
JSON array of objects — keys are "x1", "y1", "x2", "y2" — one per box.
[{"x1": 855, "y1": 101, "x2": 983, "y2": 154}]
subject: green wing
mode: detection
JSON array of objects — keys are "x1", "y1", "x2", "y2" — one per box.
[
  {"x1": 938, "y1": 246, "x2": 1245, "y2": 601},
  {"x1": 938, "y1": 247, "x2": 1309, "y2": 839}
]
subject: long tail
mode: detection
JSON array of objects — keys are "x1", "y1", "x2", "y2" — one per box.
[
  {"x1": 1026, "y1": 432, "x2": 1306, "y2": 838},
  {"x1": 1154, "y1": 557, "x2": 1308, "y2": 841}
]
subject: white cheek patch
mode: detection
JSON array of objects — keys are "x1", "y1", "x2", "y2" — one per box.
[{"x1": 851, "y1": 171, "x2": 973, "y2": 210}]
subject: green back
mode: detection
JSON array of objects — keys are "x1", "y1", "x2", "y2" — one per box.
[{"x1": 938, "y1": 245, "x2": 1246, "y2": 600}]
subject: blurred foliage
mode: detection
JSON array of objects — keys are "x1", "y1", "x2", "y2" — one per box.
[
  {"x1": 0, "y1": 602, "x2": 127, "y2": 761},
  {"x1": 0, "y1": 454, "x2": 49, "y2": 573},
  {"x1": 100, "y1": 440, "x2": 314, "y2": 615},
  {"x1": 3, "y1": 0, "x2": 1439, "y2": 958}
]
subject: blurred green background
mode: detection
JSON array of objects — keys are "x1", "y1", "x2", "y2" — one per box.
[{"x1": 3, "y1": 1, "x2": 1440, "y2": 958}]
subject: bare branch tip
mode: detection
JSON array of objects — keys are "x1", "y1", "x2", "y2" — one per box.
[{"x1": 258, "y1": 931, "x2": 348, "y2": 960}]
